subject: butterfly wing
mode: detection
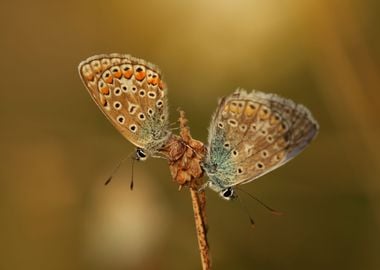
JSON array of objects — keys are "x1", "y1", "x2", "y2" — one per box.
[
  {"x1": 203, "y1": 89, "x2": 319, "y2": 192},
  {"x1": 78, "y1": 54, "x2": 170, "y2": 154}
]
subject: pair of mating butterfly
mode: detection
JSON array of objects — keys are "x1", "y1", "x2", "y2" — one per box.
[{"x1": 78, "y1": 53, "x2": 319, "y2": 200}]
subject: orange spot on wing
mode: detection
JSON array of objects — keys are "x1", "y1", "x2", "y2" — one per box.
[
  {"x1": 113, "y1": 70, "x2": 122, "y2": 79},
  {"x1": 151, "y1": 76, "x2": 159, "y2": 86},
  {"x1": 123, "y1": 69, "x2": 133, "y2": 79},
  {"x1": 104, "y1": 75, "x2": 113, "y2": 84},
  {"x1": 135, "y1": 70, "x2": 146, "y2": 81},
  {"x1": 99, "y1": 85, "x2": 110, "y2": 95}
]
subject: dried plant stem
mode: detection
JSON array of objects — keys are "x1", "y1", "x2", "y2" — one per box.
[
  {"x1": 161, "y1": 110, "x2": 211, "y2": 269},
  {"x1": 190, "y1": 188, "x2": 211, "y2": 270}
]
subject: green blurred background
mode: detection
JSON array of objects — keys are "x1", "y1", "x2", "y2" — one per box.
[{"x1": 1, "y1": 0, "x2": 379, "y2": 269}]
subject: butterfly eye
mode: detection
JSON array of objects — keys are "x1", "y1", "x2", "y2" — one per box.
[
  {"x1": 220, "y1": 188, "x2": 236, "y2": 200},
  {"x1": 218, "y1": 122, "x2": 224, "y2": 129},
  {"x1": 135, "y1": 148, "x2": 147, "y2": 161}
]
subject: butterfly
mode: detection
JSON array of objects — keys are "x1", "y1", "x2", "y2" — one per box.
[
  {"x1": 78, "y1": 54, "x2": 319, "y2": 198},
  {"x1": 202, "y1": 89, "x2": 319, "y2": 200},
  {"x1": 78, "y1": 53, "x2": 171, "y2": 161}
]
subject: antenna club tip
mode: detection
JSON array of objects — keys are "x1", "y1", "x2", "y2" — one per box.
[
  {"x1": 104, "y1": 177, "x2": 112, "y2": 186},
  {"x1": 250, "y1": 220, "x2": 256, "y2": 229}
]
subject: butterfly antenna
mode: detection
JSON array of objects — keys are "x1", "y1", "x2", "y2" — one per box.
[
  {"x1": 237, "y1": 195, "x2": 256, "y2": 229},
  {"x1": 104, "y1": 155, "x2": 131, "y2": 185},
  {"x1": 236, "y1": 188, "x2": 283, "y2": 216},
  {"x1": 130, "y1": 157, "x2": 135, "y2": 190},
  {"x1": 169, "y1": 127, "x2": 181, "y2": 132}
]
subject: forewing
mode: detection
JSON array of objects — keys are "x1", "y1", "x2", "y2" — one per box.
[
  {"x1": 78, "y1": 54, "x2": 170, "y2": 151},
  {"x1": 205, "y1": 89, "x2": 319, "y2": 188}
]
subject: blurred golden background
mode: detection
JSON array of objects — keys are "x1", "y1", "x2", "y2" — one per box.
[{"x1": 1, "y1": 0, "x2": 379, "y2": 269}]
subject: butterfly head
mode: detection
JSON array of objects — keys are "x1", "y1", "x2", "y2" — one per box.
[{"x1": 207, "y1": 180, "x2": 237, "y2": 201}]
